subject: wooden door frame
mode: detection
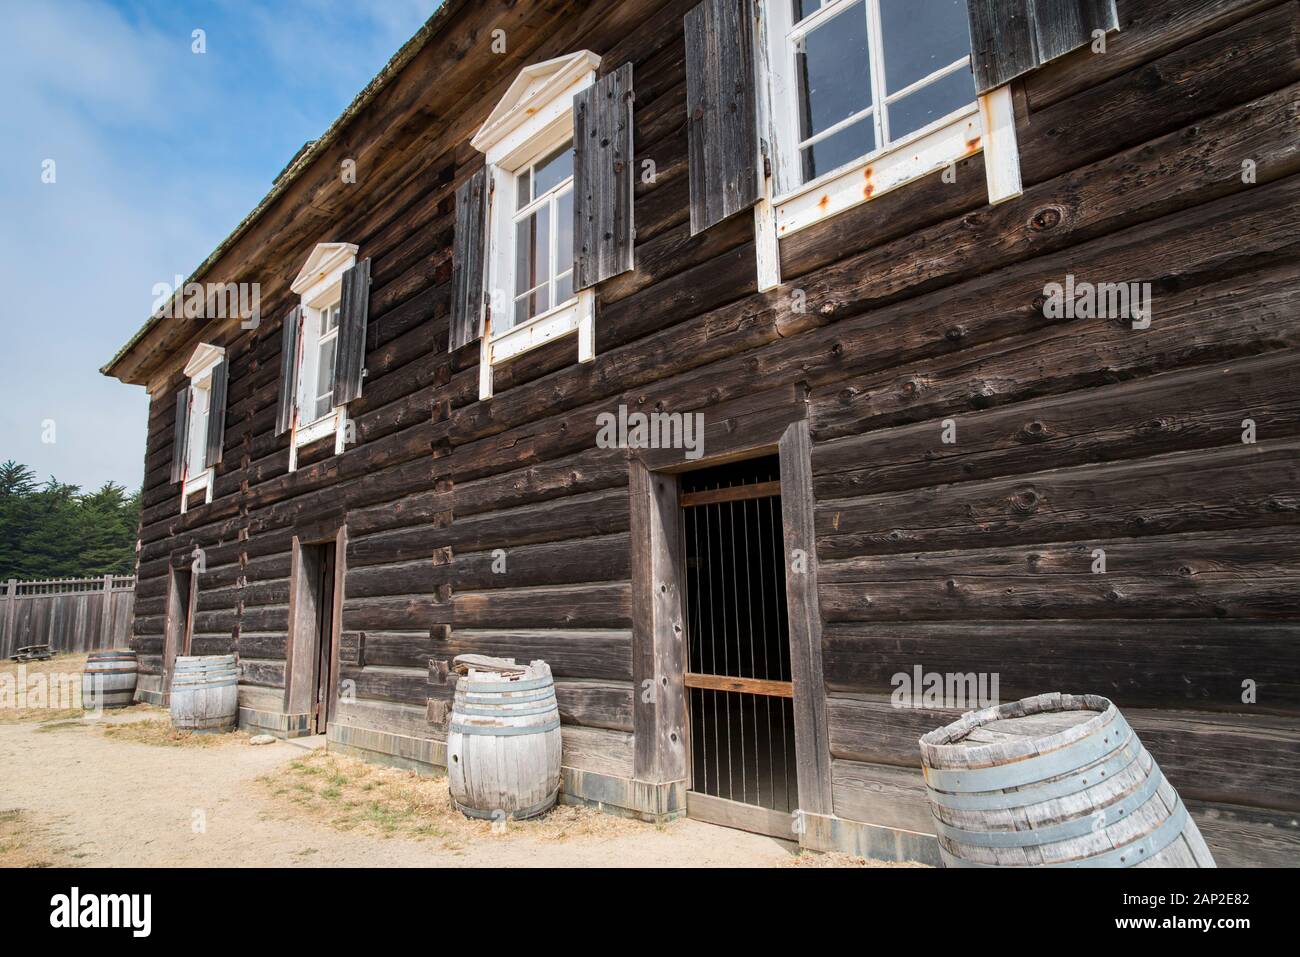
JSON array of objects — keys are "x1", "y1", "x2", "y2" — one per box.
[
  {"x1": 162, "y1": 557, "x2": 197, "y2": 698},
  {"x1": 284, "y1": 521, "x2": 347, "y2": 732},
  {"x1": 629, "y1": 414, "x2": 833, "y2": 830}
]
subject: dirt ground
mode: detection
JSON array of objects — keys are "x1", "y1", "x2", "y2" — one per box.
[{"x1": 0, "y1": 656, "x2": 899, "y2": 868}]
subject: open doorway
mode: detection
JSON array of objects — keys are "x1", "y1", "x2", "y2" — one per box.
[
  {"x1": 163, "y1": 565, "x2": 195, "y2": 696},
  {"x1": 679, "y1": 456, "x2": 798, "y2": 832},
  {"x1": 287, "y1": 533, "x2": 342, "y2": 735}
]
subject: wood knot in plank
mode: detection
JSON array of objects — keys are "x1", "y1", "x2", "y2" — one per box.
[
  {"x1": 1029, "y1": 206, "x2": 1063, "y2": 232},
  {"x1": 1009, "y1": 488, "x2": 1041, "y2": 515},
  {"x1": 1019, "y1": 420, "x2": 1049, "y2": 442}
]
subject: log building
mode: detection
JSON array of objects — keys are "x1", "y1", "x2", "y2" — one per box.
[{"x1": 102, "y1": 0, "x2": 1300, "y2": 866}]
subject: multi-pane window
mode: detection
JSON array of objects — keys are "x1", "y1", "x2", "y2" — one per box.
[
  {"x1": 296, "y1": 299, "x2": 340, "y2": 426},
  {"x1": 511, "y1": 140, "x2": 576, "y2": 328},
  {"x1": 185, "y1": 382, "x2": 209, "y2": 479},
  {"x1": 313, "y1": 302, "x2": 340, "y2": 422},
  {"x1": 787, "y1": 0, "x2": 974, "y2": 182}
]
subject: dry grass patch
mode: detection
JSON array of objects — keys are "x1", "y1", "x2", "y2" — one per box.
[
  {"x1": 786, "y1": 850, "x2": 930, "y2": 868},
  {"x1": 102, "y1": 719, "x2": 249, "y2": 748},
  {"x1": 0, "y1": 653, "x2": 89, "y2": 724},
  {"x1": 260, "y1": 749, "x2": 643, "y2": 849},
  {"x1": 0, "y1": 810, "x2": 69, "y2": 868},
  {"x1": 33, "y1": 719, "x2": 88, "y2": 734}
]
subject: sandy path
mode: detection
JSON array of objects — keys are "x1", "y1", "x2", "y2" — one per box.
[{"x1": 0, "y1": 718, "x2": 798, "y2": 868}]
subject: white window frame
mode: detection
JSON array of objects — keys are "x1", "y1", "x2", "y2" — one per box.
[
  {"x1": 757, "y1": 0, "x2": 1021, "y2": 245},
  {"x1": 470, "y1": 50, "x2": 601, "y2": 401},
  {"x1": 288, "y1": 242, "x2": 356, "y2": 472},
  {"x1": 179, "y1": 342, "x2": 225, "y2": 513}
]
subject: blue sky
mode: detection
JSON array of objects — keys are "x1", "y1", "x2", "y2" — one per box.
[{"x1": 0, "y1": 0, "x2": 442, "y2": 493}]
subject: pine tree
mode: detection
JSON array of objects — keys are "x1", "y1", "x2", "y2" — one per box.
[{"x1": 0, "y1": 461, "x2": 140, "y2": 581}]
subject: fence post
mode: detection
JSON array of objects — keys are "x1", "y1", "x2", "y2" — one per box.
[
  {"x1": 100, "y1": 574, "x2": 115, "y2": 650},
  {"x1": 2, "y1": 579, "x2": 16, "y2": 658}
]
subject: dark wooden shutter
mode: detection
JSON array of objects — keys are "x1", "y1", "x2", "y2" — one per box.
[
  {"x1": 966, "y1": 0, "x2": 1119, "y2": 95},
  {"x1": 332, "y1": 257, "x2": 371, "y2": 405},
  {"x1": 450, "y1": 168, "x2": 488, "y2": 351},
  {"x1": 169, "y1": 386, "x2": 190, "y2": 484},
  {"x1": 684, "y1": 0, "x2": 760, "y2": 236},
  {"x1": 274, "y1": 306, "x2": 302, "y2": 437},
  {"x1": 574, "y1": 63, "x2": 635, "y2": 291},
  {"x1": 203, "y1": 359, "x2": 228, "y2": 470}
]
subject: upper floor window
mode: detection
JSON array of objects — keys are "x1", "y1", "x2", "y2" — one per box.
[
  {"x1": 510, "y1": 139, "x2": 577, "y2": 328},
  {"x1": 467, "y1": 50, "x2": 605, "y2": 400},
  {"x1": 303, "y1": 298, "x2": 341, "y2": 424},
  {"x1": 771, "y1": 0, "x2": 975, "y2": 188},
  {"x1": 186, "y1": 379, "x2": 210, "y2": 479},
  {"x1": 759, "y1": 0, "x2": 1014, "y2": 238},
  {"x1": 277, "y1": 242, "x2": 372, "y2": 470},
  {"x1": 172, "y1": 342, "x2": 228, "y2": 513},
  {"x1": 787, "y1": 0, "x2": 974, "y2": 183}
]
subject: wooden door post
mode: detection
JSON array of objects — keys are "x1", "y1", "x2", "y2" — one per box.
[{"x1": 629, "y1": 461, "x2": 688, "y2": 785}]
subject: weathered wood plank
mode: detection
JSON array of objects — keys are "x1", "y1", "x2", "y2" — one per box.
[
  {"x1": 821, "y1": 616, "x2": 1300, "y2": 709},
  {"x1": 574, "y1": 62, "x2": 635, "y2": 289},
  {"x1": 817, "y1": 439, "x2": 1300, "y2": 559},
  {"x1": 684, "y1": 0, "x2": 760, "y2": 234}
]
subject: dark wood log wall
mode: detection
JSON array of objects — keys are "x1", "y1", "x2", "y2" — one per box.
[{"x1": 126, "y1": 0, "x2": 1300, "y2": 866}]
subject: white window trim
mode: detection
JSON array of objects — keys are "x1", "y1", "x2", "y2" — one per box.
[
  {"x1": 179, "y1": 342, "x2": 224, "y2": 513},
  {"x1": 287, "y1": 242, "x2": 356, "y2": 472},
  {"x1": 756, "y1": 0, "x2": 1022, "y2": 244},
  {"x1": 471, "y1": 50, "x2": 601, "y2": 401}
]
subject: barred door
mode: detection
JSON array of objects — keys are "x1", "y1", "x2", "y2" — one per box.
[{"x1": 680, "y1": 457, "x2": 797, "y2": 819}]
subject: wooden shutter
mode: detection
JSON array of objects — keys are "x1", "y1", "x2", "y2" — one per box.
[
  {"x1": 203, "y1": 359, "x2": 228, "y2": 470},
  {"x1": 274, "y1": 305, "x2": 302, "y2": 437},
  {"x1": 169, "y1": 387, "x2": 190, "y2": 484},
  {"x1": 966, "y1": 0, "x2": 1119, "y2": 95},
  {"x1": 332, "y1": 257, "x2": 371, "y2": 405},
  {"x1": 450, "y1": 169, "x2": 488, "y2": 351},
  {"x1": 574, "y1": 63, "x2": 635, "y2": 291},
  {"x1": 684, "y1": 0, "x2": 761, "y2": 236}
]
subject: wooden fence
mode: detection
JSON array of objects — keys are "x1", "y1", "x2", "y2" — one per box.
[{"x1": 0, "y1": 576, "x2": 136, "y2": 659}]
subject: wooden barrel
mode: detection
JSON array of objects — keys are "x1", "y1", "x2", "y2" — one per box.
[
  {"x1": 169, "y1": 655, "x2": 239, "y2": 733},
  {"x1": 919, "y1": 693, "x2": 1215, "y2": 868},
  {"x1": 446, "y1": 661, "x2": 562, "y2": 820},
  {"x1": 82, "y1": 649, "x2": 138, "y2": 710}
]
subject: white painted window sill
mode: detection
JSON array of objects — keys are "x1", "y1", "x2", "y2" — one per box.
[
  {"x1": 479, "y1": 289, "x2": 595, "y2": 400},
  {"x1": 288, "y1": 408, "x2": 348, "y2": 472},
  {"x1": 180, "y1": 468, "x2": 213, "y2": 514},
  {"x1": 771, "y1": 87, "x2": 1021, "y2": 241}
]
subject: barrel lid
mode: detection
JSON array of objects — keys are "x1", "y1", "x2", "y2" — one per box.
[{"x1": 919, "y1": 693, "x2": 1116, "y2": 771}]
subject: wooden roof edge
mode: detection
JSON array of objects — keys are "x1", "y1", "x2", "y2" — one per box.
[{"x1": 100, "y1": 0, "x2": 471, "y2": 386}]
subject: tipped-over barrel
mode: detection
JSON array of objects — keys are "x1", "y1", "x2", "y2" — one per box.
[{"x1": 919, "y1": 693, "x2": 1215, "y2": 868}]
